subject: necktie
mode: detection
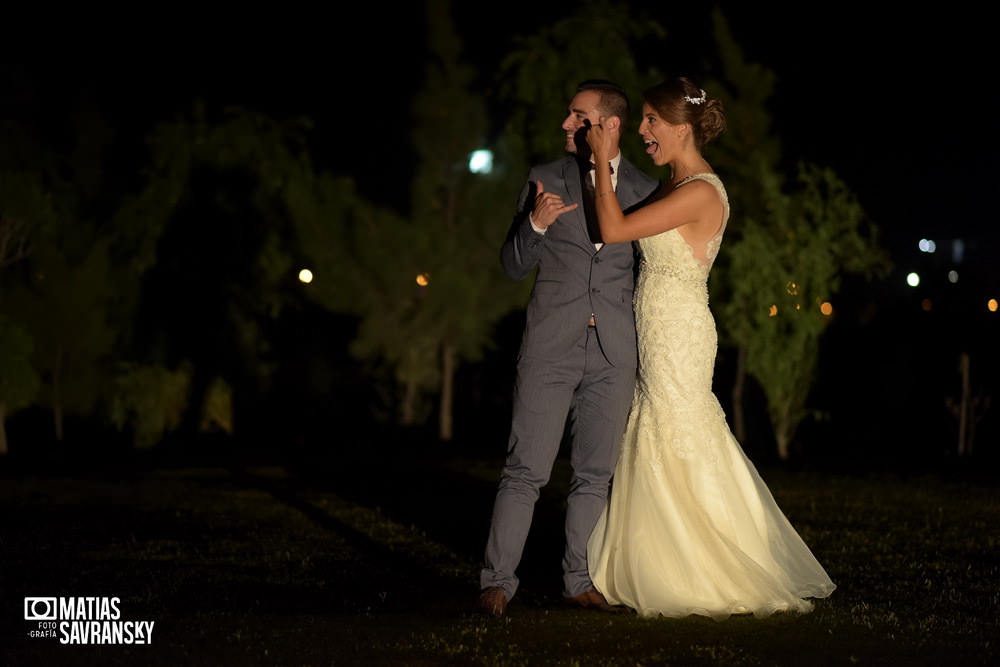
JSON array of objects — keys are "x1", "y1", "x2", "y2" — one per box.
[{"x1": 580, "y1": 161, "x2": 613, "y2": 244}]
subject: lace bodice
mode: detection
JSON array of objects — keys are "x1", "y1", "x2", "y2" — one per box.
[
  {"x1": 637, "y1": 173, "x2": 729, "y2": 283},
  {"x1": 633, "y1": 172, "x2": 730, "y2": 413}
]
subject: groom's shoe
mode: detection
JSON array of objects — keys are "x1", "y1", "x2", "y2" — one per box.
[
  {"x1": 565, "y1": 588, "x2": 630, "y2": 614},
  {"x1": 564, "y1": 588, "x2": 611, "y2": 610},
  {"x1": 478, "y1": 587, "x2": 508, "y2": 617}
]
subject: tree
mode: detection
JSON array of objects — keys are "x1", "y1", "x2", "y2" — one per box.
[
  {"x1": 259, "y1": 0, "x2": 671, "y2": 441},
  {"x1": 707, "y1": 9, "x2": 891, "y2": 458},
  {"x1": 720, "y1": 164, "x2": 890, "y2": 458},
  {"x1": 402, "y1": 0, "x2": 540, "y2": 439},
  {"x1": 0, "y1": 214, "x2": 32, "y2": 269},
  {"x1": 4, "y1": 239, "x2": 117, "y2": 442},
  {"x1": 699, "y1": 8, "x2": 785, "y2": 446},
  {"x1": 496, "y1": 0, "x2": 665, "y2": 169},
  {"x1": 286, "y1": 0, "x2": 532, "y2": 439},
  {"x1": 0, "y1": 168, "x2": 47, "y2": 453},
  {"x1": 107, "y1": 106, "x2": 316, "y2": 444},
  {"x1": 1, "y1": 92, "x2": 332, "y2": 449},
  {"x1": 348, "y1": 0, "x2": 667, "y2": 440},
  {"x1": 108, "y1": 362, "x2": 193, "y2": 449},
  {"x1": 0, "y1": 106, "x2": 118, "y2": 444},
  {"x1": 0, "y1": 316, "x2": 40, "y2": 454},
  {"x1": 288, "y1": 175, "x2": 445, "y2": 428}
]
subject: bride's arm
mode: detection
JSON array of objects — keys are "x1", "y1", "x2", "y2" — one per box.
[
  {"x1": 588, "y1": 123, "x2": 709, "y2": 243},
  {"x1": 599, "y1": 180, "x2": 714, "y2": 243}
]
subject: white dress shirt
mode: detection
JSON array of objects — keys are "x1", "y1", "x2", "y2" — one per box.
[{"x1": 530, "y1": 152, "x2": 621, "y2": 250}]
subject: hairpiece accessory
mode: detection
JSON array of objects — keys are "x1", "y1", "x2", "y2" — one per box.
[{"x1": 684, "y1": 89, "x2": 707, "y2": 105}]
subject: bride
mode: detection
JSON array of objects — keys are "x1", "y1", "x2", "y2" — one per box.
[{"x1": 584, "y1": 77, "x2": 836, "y2": 619}]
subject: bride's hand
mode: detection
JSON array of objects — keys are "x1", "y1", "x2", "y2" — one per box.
[{"x1": 585, "y1": 117, "x2": 617, "y2": 162}]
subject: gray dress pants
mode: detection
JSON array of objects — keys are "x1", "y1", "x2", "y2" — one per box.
[{"x1": 481, "y1": 326, "x2": 636, "y2": 599}]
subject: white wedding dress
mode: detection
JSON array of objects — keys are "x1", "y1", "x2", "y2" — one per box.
[{"x1": 588, "y1": 173, "x2": 836, "y2": 619}]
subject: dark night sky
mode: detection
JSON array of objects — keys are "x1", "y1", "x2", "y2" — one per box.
[
  {"x1": 4, "y1": 3, "x2": 997, "y2": 289},
  {"x1": 172, "y1": 5, "x2": 1000, "y2": 276},
  {"x1": 700, "y1": 5, "x2": 998, "y2": 244}
]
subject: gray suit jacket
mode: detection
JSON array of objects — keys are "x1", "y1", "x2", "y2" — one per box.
[{"x1": 501, "y1": 155, "x2": 660, "y2": 368}]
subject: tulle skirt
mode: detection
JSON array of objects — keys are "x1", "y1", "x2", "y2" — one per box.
[{"x1": 588, "y1": 392, "x2": 836, "y2": 620}]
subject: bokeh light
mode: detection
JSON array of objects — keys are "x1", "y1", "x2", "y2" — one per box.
[
  {"x1": 468, "y1": 149, "x2": 493, "y2": 174},
  {"x1": 952, "y1": 238, "x2": 965, "y2": 263}
]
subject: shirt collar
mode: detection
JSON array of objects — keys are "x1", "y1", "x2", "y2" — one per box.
[{"x1": 608, "y1": 152, "x2": 622, "y2": 174}]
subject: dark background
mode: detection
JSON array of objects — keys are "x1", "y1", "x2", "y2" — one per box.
[{"x1": 2, "y1": 2, "x2": 998, "y2": 468}]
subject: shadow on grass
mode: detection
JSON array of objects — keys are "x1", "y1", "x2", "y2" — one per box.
[{"x1": 1, "y1": 429, "x2": 998, "y2": 666}]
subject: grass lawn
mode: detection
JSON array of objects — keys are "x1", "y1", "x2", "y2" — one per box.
[{"x1": 1, "y1": 440, "x2": 997, "y2": 666}]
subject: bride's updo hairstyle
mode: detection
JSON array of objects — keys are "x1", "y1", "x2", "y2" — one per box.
[{"x1": 643, "y1": 77, "x2": 726, "y2": 149}]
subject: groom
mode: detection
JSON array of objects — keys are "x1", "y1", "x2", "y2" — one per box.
[{"x1": 479, "y1": 80, "x2": 658, "y2": 616}]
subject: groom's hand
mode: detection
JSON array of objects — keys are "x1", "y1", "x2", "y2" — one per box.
[{"x1": 531, "y1": 181, "x2": 578, "y2": 229}]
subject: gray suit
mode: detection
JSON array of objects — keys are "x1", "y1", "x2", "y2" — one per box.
[{"x1": 482, "y1": 154, "x2": 659, "y2": 600}]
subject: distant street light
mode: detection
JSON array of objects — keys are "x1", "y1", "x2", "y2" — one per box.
[
  {"x1": 298, "y1": 269, "x2": 313, "y2": 284},
  {"x1": 468, "y1": 149, "x2": 493, "y2": 174}
]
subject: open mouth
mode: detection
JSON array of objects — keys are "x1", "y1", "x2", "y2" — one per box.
[{"x1": 644, "y1": 139, "x2": 659, "y2": 155}]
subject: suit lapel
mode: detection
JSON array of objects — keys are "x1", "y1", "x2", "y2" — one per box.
[
  {"x1": 564, "y1": 156, "x2": 656, "y2": 242},
  {"x1": 563, "y1": 158, "x2": 591, "y2": 240},
  {"x1": 616, "y1": 159, "x2": 643, "y2": 209}
]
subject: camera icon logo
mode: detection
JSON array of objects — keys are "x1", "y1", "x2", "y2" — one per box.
[{"x1": 24, "y1": 597, "x2": 57, "y2": 621}]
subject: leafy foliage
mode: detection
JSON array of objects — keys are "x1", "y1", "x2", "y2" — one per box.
[
  {"x1": 3, "y1": 234, "x2": 118, "y2": 440},
  {"x1": 0, "y1": 316, "x2": 39, "y2": 413},
  {"x1": 706, "y1": 10, "x2": 892, "y2": 457},
  {"x1": 0, "y1": 3, "x2": 899, "y2": 454},
  {"x1": 107, "y1": 362, "x2": 233, "y2": 447},
  {"x1": 288, "y1": 0, "x2": 541, "y2": 434},
  {"x1": 0, "y1": 316, "x2": 40, "y2": 453},
  {"x1": 719, "y1": 164, "x2": 891, "y2": 457},
  {"x1": 497, "y1": 0, "x2": 666, "y2": 169},
  {"x1": 108, "y1": 362, "x2": 193, "y2": 448}
]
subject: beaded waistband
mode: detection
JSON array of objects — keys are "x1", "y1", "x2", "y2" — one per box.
[{"x1": 639, "y1": 258, "x2": 707, "y2": 283}]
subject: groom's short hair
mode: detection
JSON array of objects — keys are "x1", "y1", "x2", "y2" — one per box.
[{"x1": 577, "y1": 79, "x2": 630, "y2": 128}]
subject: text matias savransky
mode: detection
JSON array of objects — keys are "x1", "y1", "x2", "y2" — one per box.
[{"x1": 24, "y1": 596, "x2": 155, "y2": 645}]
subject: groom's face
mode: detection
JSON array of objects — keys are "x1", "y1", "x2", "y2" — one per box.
[{"x1": 562, "y1": 90, "x2": 603, "y2": 156}]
